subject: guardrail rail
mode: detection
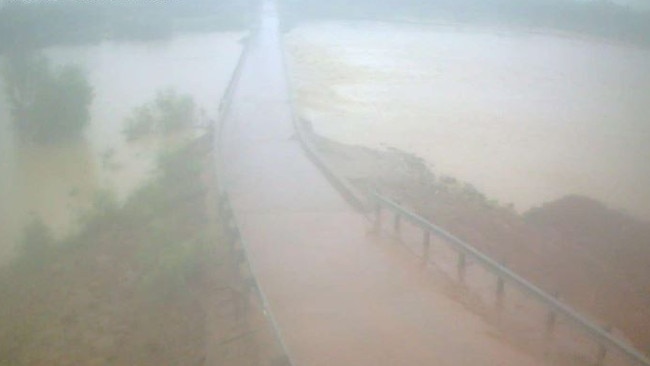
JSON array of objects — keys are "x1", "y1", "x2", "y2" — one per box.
[
  {"x1": 371, "y1": 192, "x2": 650, "y2": 366},
  {"x1": 211, "y1": 13, "x2": 295, "y2": 365}
]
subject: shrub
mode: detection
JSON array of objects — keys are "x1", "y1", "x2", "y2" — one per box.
[
  {"x1": 18, "y1": 217, "x2": 53, "y2": 264},
  {"x1": 155, "y1": 89, "x2": 196, "y2": 133},
  {"x1": 123, "y1": 105, "x2": 155, "y2": 141},
  {"x1": 138, "y1": 235, "x2": 206, "y2": 298},
  {"x1": 123, "y1": 89, "x2": 197, "y2": 140}
]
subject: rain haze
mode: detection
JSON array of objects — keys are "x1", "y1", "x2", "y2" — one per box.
[{"x1": 1, "y1": 0, "x2": 649, "y2": 365}]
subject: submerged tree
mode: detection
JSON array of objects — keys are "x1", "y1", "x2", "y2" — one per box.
[
  {"x1": 2, "y1": 50, "x2": 94, "y2": 144},
  {"x1": 124, "y1": 89, "x2": 197, "y2": 141},
  {"x1": 19, "y1": 216, "x2": 53, "y2": 263},
  {"x1": 155, "y1": 89, "x2": 196, "y2": 133}
]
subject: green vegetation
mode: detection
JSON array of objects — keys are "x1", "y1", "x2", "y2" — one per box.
[
  {"x1": 0, "y1": 0, "x2": 257, "y2": 50},
  {"x1": 123, "y1": 89, "x2": 197, "y2": 141},
  {"x1": 17, "y1": 217, "x2": 54, "y2": 267},
  {"x1": 0, "y1": 140, "x2": 215, "y2": 364},
  {"x1": 280, "y1": 0, "x2": 650, "y2": 46},
  {"x1": 134, "y1": 147, "x2": 208, "y2": 295},
  {"x1": 15, "y1": 142, "x2": 209, "y2": 292},
  {"x1": 1, "y1": 50, "x2": 93, "y2": 144}
]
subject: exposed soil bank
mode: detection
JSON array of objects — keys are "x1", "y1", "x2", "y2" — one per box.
[{"x1": 313, "y1": 134, "x2": 650, "y2": 355}]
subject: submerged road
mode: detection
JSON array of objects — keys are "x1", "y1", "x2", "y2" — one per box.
[{"x1": 220, "y1": 1, "x2": 546, "y2": 364}]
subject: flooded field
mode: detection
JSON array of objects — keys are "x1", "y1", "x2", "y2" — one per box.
[
  {"x1": 0, "y1": 31, "x2": 244, "y2": 264},
  {"x1": 285, "y1": 22, "x2": 650, "y2": 221}
]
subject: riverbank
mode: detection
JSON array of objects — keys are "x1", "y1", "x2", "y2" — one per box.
[
  {"x1": 313, "y1": 134, "x2": 650, "y2": 355},
  {"x1": 0, "y1": 138, "x2": 272, "y2": 365},
  {"x1": 0, "y1": 1, "x2": 255, "y2": 51},
  {"x1": 278, "y1": 0, "x2": 650, "y2": 48}
]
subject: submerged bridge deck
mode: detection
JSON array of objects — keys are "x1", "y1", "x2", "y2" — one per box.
[{"x1": 217, "y1": 1, "x2": 546, "y2": 365}]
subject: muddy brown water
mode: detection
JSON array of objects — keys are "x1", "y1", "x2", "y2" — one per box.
[
  {"x1": 0, "y1": 32, "x2": 244, "y2": 265},
  {"x1": 285, "y1": 22, "x2": 650, "y2": 222},
  {"x1": 220, "y1": 2, "x2": 552, "y2": 363}
]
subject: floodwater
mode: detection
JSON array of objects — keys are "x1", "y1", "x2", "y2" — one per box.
[
  {"x1": 0, "y1": 31, "x2": 244, "y2": 264},
  {"x1": 285, "y1": 22, "x2": 650, "y2": 221},
  {"x1": 222, "y1": 2, "x2": 547, "y2": 363}
]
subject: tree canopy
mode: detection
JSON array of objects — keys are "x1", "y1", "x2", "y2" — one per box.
[
  {"x1": 2, "y1": 50, "x2": 94, "y2": 144},
  {"x1": 0, "y1": 0, "x2": 256, "y2": 51},
  {"x1": 123, "y1": 89, "x2": 197, "y2": 141}
]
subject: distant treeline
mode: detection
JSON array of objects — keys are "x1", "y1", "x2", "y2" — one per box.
[
  {"x1": 0, "y1": 0, "x2": 257, "y2": 51},
  {"x1": 280, "y1": 0, "x2": 650, "y2": 46}
]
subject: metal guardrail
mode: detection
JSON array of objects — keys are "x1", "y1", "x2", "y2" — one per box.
[
  {"x1": 211, "y1": 13, "x2": 295, "y2": 366},
  {"x1": 291, "y1": 119, "x2": 368, "y2": 212},
  {"x1": 372, "y1": 192, "x2": 650, "y2": 366},
  {"x1": 214, "y1": 2, "x2": 649, "y2": 364},
  {"x1": 218, "y1": 194, "x2": 294, "y2": 366},
  {"x1": 276, "y1": 9, "x2": 368, "y2": 213}
]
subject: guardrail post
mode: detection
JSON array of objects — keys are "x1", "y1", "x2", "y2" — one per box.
[
  {"x1": 232, "y1": 287, "x2": 244, "y2": 321},
  {"x1": 496, "y1": 275, "x2": 505, "y2": 311},
  {"x1": 393, "y1": 212, "x2": 401, "y2": 237},
  {"x1": 595, "y1": 325, "x2": 612, "y2": 366},
  {"x1": 373, "y1": 203, "x2": 382, "y2": 233},
  {"x1": 368, "y1": 192, "x2": 650, "y2": 366},
  {"x1": 545, "y1": 309, "x2": 558, "y2": 338},
  {"x1": 495, "y1": 260, "x2": 507, "y2": 311},
  {"x1": 226, "y1": 225, "x2": 240, "y2": 252},
  {"x1": 457, "y1": 252, "x2": 466, "y2": 284},
  {"x1": 544, "y1": 291, "x2": 560, "y2": 347},
  {"x1": 422, "y1": 230, "x2": 431, "y2": 266}
]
